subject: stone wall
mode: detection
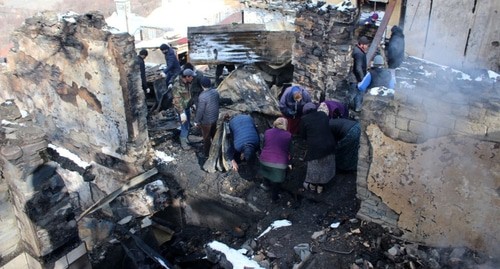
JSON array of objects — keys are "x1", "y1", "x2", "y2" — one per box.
[
  {"x1": 354, "y1": 57, "x2": 500, "y2": 257},
  {"x1": 293, "y1": 3, "x2": 357, "y2": 101},
  {"x1": 0, "y1": 11, "x2": 152, "y2": 176},
  {"x1": 0, "y1": 101, "x2": 79, "y2": 261}
]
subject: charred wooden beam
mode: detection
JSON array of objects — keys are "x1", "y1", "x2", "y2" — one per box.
[{"x1": 188, "y1": 24, "x2": 294, "y2": 66}]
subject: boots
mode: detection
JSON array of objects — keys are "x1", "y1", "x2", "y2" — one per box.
[{"x1": 180, "y1": 137, "x2": 190, "y2": 150}]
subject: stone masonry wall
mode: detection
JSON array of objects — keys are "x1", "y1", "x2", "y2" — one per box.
[
  {"x1": 293, "y1": 3, "x2": 357, "y2": 102},
  {"x1": 0, "y1": 101, "x2": 79, "y2": 261},
  {"x1": 355, "y1": 57, "x2": 500, "y2": 257},
  {"x1": 0, "y1": 11, "x2": 152, "y2": 177}
]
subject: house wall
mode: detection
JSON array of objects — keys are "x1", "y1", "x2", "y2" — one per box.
[{"x1": 403, "y1": 0, "x2": 500, "y2": 72}]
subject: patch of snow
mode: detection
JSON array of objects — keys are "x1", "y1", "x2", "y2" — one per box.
[
  {"x1": 330, "y1": 222, "x2": 341, "y2": 228},
  {"x1": 207, "y1": 241, "x2": 264, "y2": 269},
  {"x1": 57, "y1": 11, "x2": 79, "y2": 23},
  {"x1": 451, "y1": 69, "x2": 472, "y2": 81},
  {"x1": 1, "y1": 119, "x2": 25, "y2": 126},
  {"x1": 155, "y1": 150, "x2": 175, "y2": 163},
  {"x1": 20, "y1": 110, "x2": 29, "y2": 118},
  {"x1": 256, "y1": 219, "x2": 292, "y2": 239},
  {"x1": 369, "y1": 87, "x2": 394, "y2": 96},
  {"x1": 48, "y1": 143, "x2": 91, "y2": 168},
  {"x1": 488, "y1": 70, "x2": 499, "y2": 80},
  {"x1": 399, "y1": 81, "x2": 415, "y2": 89}
]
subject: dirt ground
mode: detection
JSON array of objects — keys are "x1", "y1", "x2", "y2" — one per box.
[{"x1": 86, "y1": 96, "x2": 498, "y2": 269}]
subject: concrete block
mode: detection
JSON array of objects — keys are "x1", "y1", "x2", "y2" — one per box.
[
  {"x1": 397, "y1": 106, "x2": 426, "y2": 122},
  {"x1": 454, "y1": 119, "x2": 487, "y2": 136},
  {"x1": 409, "y1": 120, "x2": 438, "y2": 138},
  {"x1": 1, "y1": 252, "x2": 42, "y2": 269},
  {"x1": 395, "y1": 118, "x2": 409, "y2": 131}
]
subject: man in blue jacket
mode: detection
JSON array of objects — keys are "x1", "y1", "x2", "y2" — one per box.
[
  {"x1": 225, "y1": 114, "x2": 260, "y2": 172},
  {"x1": 159, "y1": 43, "x2": 181, "y2": 86}
]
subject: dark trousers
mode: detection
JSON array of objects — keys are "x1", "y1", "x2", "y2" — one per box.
[{"x1": 200, "y1": 122, "x2": 217, "y2": 156}]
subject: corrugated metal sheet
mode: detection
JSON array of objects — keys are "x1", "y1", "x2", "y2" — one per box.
[{"x1": 187, "y1": 24, "x2": 294, "y2": 65}]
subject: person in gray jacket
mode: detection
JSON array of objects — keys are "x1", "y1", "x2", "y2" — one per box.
[{"x1": 193, "y1": 77, "x2": 219, "y2": 157}]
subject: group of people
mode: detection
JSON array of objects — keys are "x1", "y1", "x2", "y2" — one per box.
[
  {"x1": 351, "y1": 25, "x2": 405, "y2": 111},
  {"x1": 133, "y1": 23, "x2": 405, "y2": 201}
]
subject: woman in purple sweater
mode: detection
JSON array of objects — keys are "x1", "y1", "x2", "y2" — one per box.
[{"x1": 258, "y1": 117, "x2": 292, "y2": 202}]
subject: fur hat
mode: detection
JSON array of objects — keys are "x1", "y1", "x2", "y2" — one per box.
[{"x1": 273, "y1": 117, "x2": 288, "y2": 131}]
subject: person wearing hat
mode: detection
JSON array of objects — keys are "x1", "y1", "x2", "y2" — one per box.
[
  {"x1": 159, "y1": 43, "x2": 181, "y2": 87},
  {"x1": 193, "y1": 77, "x2": 219, "y2": 157},
  {"x1": 258, "y1": 117, "x2": 292, "y2": 202},
  {"x1": 225, "y1": 114, "x2": 260, "y2": 172},
  {"x1": 278, "y1": 85, "x2": 312, "y2": 135},
  {"x1": 352, "y1": 36, "x2": 370, "y2": 83},
  {"x1": 360, "y1": 12, "x2": 379, "y2": 26},
  {"x1": 299, "y1": 102, "x2": 336, "y2": 194},
  {"x1": 354, "y1": 54, "x2": 395, "y2": 112},
  {"x1": 171, "y1": 68, "x2": 197, "y2": 149}
]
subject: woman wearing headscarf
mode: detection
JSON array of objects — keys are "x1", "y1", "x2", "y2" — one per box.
[
  {"x1": 299, "y1": 102, "x2": 336, "y2": 194},
  {"x1": 279, "y1": 85, "x2": 312, "y2": 134},
  {"x1": 258, "y1": 117, "x2": 292, "y2": 202}
]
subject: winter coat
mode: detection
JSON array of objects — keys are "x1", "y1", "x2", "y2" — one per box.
[
  {"x1": 226, "y1": 115, "x2": 260, "y2": 161},
  {"x1": 194, "y1": 88, "x2": 219, "y2": 125},
  {"x1": 260, "y1": 128, "x2": 292, "y2": 166},
  {"x1": 171, "y1": 76, "x2": 191, "y2": 114},
  {"x1": 299, "y1": 111, "x2": 336, "y2": 161},
  {"x1": 352, "y1": 45, "x2": 367, "y2": 82},
  {"x1": 279, "y1": 86, "x2": 312, "y2": 119},
  {"x1": 189, "y1": 69, "x2": 205, "y2": 108},
  {"x1": 324, "y1": 100, "x2": 349, "y2": 119},
  {"x1": 386, "y1": 26, "x2": 405, "y2": 69},
  {"x1": 163, "y1": 47, "x2": 181, "y2": 77},
  {"x1": 329, "y1": 118, "x2": 357, "y2": 141},
  {"x1": 369, "y1": 68, "x2": 393, "y2": 88}
]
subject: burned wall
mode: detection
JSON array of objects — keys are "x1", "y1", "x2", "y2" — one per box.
[
  {"x1": 0, "y1": 11, "x2": 152, "y2": 175},
  {"x1": 355, "y1": 57, "x2": 500, "y2": 257},
  {"x1": 293, "y1": 3, "x2": 357, "y2": 101}
]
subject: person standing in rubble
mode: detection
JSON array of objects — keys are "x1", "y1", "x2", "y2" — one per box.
[
  {"x1": 352, "y1": 36, "x2": 370, "y2": 83},
  {"x1": 299, "y1": 103, "x2": 336, "y2": 194},
  {"x1": 385, "y1": 25, "x2": 405, "y2": 82},
  {"x1": 225, "y1": 114, "x2": 260, "y2": 172},
  {"x1": 159, "y1": 43, "x2": 181, "y2": 86},
  {"x1": 329, "y1": 118, "x2": 361, "y2": 172},
  {"x1": 279, "y1": 85, "x2": 312, "y2": 135},
  {"x1": 136, "y1": 49, "x2": 149, "y2": 95},
  {"x1": 355, "y1": 55, "x2": 395, "y2": 111},
  {"x1": 182, "y1": 62, "x2": 206, "y2": 116},
  {"x1": 172, "y1": 69, "x2": 196, "y2": 150},
  {"x1": 193, "y1": 77, "x2": 219, "y2": 158},
  {"x1": 258, "y1": 117, "x2": 292, "y2": 202}
]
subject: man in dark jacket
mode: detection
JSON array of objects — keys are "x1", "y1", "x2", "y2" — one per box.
[
  {"x1": 386, "y1": 26, "x2": 405, "y2": 69},
  {"x1": 159, "y1": 43, "x2": 181, "y2": 86},
  {"x1": 225, "y1": 114, "x2": 260, "y2": 172},
  {"x1": 137, "y1": 49, "x2": 149, "y2": 94},
  {"x1": 193, "y1": 77, "x2": 219, "y2": 157},
  {"x1": 352, "y1": 36, "x2": 370, "y2": 83},
  {"x1": 386, "y1": 26, "x2": 405, "y2": 82}
]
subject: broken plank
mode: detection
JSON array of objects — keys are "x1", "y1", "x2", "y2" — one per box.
[{"x1": 77, "y1": 168, "x2": 158, "y2": 221}]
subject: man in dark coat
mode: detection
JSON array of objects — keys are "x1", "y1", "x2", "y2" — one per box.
[
  {"x1": 352, "y1": 36, "x2": 370, "y2": 83},
  {"x1": 193, "y1": 77, "x2": 219, "y2": 157},
  {"x1": 329, "y1": 118, "x2": 361, "y2": 172},
  {"x1": 137, "y1": 49, "x2": 149, "y2": 94},
  {"x1": 386, "y1": 26, "x2": 405, "y2": 69},
  {"x1": 159, "y1": 43, "x2": 181, "y2": 86}
]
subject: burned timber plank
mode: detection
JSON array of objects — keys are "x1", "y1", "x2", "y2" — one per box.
[{"x1": 188, "y1": 24, "x2": 294, "y2": 66}]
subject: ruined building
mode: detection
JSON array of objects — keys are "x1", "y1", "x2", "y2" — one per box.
[{"x1": 0, "y1": 1, "x2": 499, "y2": 268}]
